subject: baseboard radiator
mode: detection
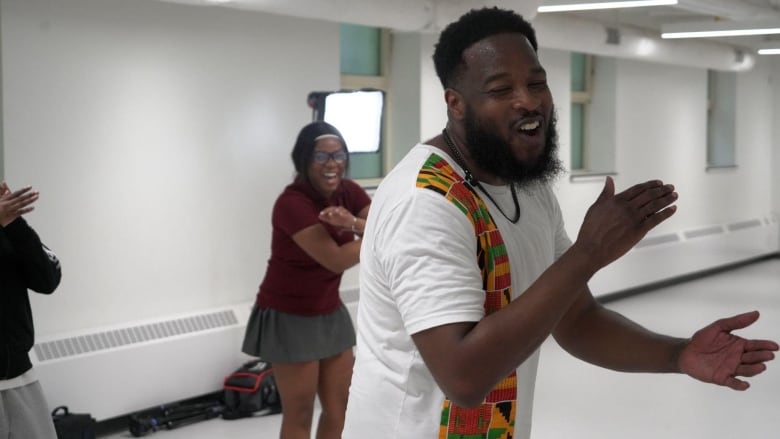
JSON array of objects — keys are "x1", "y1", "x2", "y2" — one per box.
[
  {"x1": 32, "y1": 303, "x2": 255, "y2": 421},
  {"x1": 590, "y1": 214, "x2": 779, "y2": 296},
  {"x1": 30, "y1": 216, "x2": 778, "y2": 421}
]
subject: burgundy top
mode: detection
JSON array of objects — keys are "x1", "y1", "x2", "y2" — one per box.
[{"x1": 256, "y1": 178, "x2": 371, "y2": 316}]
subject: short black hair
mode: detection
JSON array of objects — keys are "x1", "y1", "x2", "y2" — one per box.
[
  {"x1": 433, "y1": 7, "x2": 538, "y2": 89},
  {"x1": 291, "y1": 121, "x2": 349, "y2": 178}
]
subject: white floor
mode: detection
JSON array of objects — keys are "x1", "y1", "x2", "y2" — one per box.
[
  {"x1": 99, "y1": 258, "x2": 780, "y2": 439},
  {"x1": 532, "y1": 257, "x2": 780, "y2": 439}
]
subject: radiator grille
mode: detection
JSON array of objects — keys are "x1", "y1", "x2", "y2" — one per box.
[
  {"x1": 727, "y1": 219, "x2": 763, "y2": 232},
  {"x1": 683, "y1": 225, "x2": 725, "y2": 240},
  {"x1": 33, "y1": 309, "x2": 239, "y2": 362},
  {"x1": 635, "y1": 233, "x2": 680, "y2": 249}
]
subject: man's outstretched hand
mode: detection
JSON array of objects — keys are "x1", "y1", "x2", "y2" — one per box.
[{"x1": 679, "y1": 311, "x2": 779, "y2": 390}]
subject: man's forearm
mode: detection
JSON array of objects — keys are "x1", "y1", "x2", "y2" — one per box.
[{"x1": 555, "y1": 298, "x2": 688, "y2": 373}]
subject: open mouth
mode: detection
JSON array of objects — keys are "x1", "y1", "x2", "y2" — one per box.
[
  {"x1": 512, "y1": 117, "x2": 546, "y2": 155},
  {"x1": 517, "y1": 119, "x2": 542, "y2": 137}
]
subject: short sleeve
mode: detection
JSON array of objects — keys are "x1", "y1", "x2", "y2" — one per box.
[
  {"x1": 272, "y1": 190, "x2": 321, "y2": 237},
  {"x1": 343, "y1": 179, "x2": 372, "y2": 215},
  {"x1": 374, "y1": 188, "x2": 485, "y2": 336}
]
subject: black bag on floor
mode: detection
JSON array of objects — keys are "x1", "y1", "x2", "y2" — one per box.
[
  {"x1": 51, "y1": 406, "x2": 96, "y2": 439},
  {"x1": 222, "y1": 359, "x2": 281, "y2": 419}
]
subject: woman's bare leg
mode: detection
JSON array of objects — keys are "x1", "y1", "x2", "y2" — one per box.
[
  {"x1": 315, "y1": 349, "x2": 354, "y2": 439},
  {"x1": 273, "y1": 360, "x2": 319, "y2": 439}
]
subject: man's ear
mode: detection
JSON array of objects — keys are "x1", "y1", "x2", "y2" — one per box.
[{"x1": 444, "y1": 88, "x2": 465, "y2": 121}]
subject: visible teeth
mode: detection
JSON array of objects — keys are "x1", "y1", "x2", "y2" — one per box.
[
  {"x1": 520, "y1": 121, "x2": 540, "y2": 131},
  {"x1": 324, "y1": 172, "x2": 337, "y2": 177}
]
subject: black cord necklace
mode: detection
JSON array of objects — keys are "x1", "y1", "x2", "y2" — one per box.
[{"x1": 442, "y1": 128, "x2": 521, "y2": 224}]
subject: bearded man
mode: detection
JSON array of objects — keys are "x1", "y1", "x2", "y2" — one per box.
[{"x1": 342, "y1": 7, "x2": 777, "y2": 439}]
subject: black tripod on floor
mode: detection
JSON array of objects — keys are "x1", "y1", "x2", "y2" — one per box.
[{"x1": 128, "y1": 400, "x2": 225, "y2": 437}]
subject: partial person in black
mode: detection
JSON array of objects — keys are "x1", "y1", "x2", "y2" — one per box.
[{"x1": 0, "y1": 182, "x2": 62, "y2": 439}]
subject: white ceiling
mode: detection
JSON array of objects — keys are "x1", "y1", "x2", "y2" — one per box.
[
  {"x1": 549, "y1": 0, "x2": 780, "y2": 51},
  {"x1": 159, "y1": 0, "x2": 780, "y2": 52},
  {"x1": 156, "y1": 0, "x2": 542, "y2": 32}
]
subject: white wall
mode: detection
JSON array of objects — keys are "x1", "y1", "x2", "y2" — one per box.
[
  {"x1": 2, "y1": 0, "x2": 341, "y2": 336},
  {"x1": 533, "y1": 52, "x2": 777, "y2": 242}
]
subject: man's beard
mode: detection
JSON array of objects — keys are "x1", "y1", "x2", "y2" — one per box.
[{"x1": 462, "y1": 106, "x2": 564, "y2": 187}]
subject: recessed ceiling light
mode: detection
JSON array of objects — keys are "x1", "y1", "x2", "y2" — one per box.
[
  {"x1": 757, "y1": 42, "x2": 780, "y2": 55},
  {"x1": 538, "y1": 0, "x2": 677, "y2": 13},
  {"x1": 661, "y1": 20, "x2": 780, "y2": 39}
]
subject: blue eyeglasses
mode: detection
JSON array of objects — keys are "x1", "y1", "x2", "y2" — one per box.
[{"x1": 312, "y1": 151, "x2": 348, "y2": 164}]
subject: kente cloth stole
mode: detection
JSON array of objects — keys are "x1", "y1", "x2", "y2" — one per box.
[{"x1": 416, "y1": 153, "x2": 516, "y2": 439}]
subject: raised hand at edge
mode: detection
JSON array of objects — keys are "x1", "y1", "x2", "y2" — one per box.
[{"x1": 0, "y1": 182, "x2": 39, "y2": 227}]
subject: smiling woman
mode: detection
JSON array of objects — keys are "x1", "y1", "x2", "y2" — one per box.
[
  {"x1": 309, "y1": 136, "x2": 350, "y2": 198},
  {"x1": 240, "y1": 121, "x2": 371, "y2": 438}
]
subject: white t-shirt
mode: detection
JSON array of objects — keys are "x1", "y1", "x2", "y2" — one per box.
[{"x1": 343, "y1": 143, "x2": 572, "y2": 439}]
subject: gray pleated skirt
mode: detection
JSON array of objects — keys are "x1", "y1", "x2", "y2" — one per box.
[{"x1": 241, "y1": 303, "x2": 356, "y2": 363}]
